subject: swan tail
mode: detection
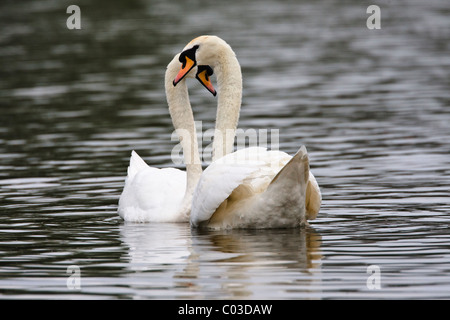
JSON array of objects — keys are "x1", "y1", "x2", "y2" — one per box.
[
  {"x1": 306, "y1": 172, "x2": 322, "y2": 220},
  {"x1": 268, "y1": 145, "x2": 309, "y2": 189},
  {"x1": 127, "y1": 150, "x2": 149, "y2": 181},
  {"x1": 263, "y1": 146, "x2": 310, "y2": 226},
  {"x1": 268, "y1": 146, "x2": 322, "y2": 221}
]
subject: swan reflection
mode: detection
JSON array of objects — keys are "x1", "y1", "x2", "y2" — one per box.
[{"x1": 120, "y1": 223, "x2": 322, "y2": 299}]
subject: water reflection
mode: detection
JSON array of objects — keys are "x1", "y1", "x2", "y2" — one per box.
[
  {"x1": 120, "y1": 223, "x2": 322, "y2": 299},
  {"x1": 120, "y1": 223, "x2": 192, "y2": 272}
]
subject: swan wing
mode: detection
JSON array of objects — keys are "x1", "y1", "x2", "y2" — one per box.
[
  {"x1": 190, "y1": 147, "x2": 291, "y2": 226},
  {"x1": 190, "y1": 161, "x2": 258, "y2": 227}
]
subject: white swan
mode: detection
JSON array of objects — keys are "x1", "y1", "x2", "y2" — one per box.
[
  {"x1": 173, "y1": 36, "x2": 322, "y2": 229},
  {"x1": 118, "y1": 54, "x2": 214, "y2": 222}
]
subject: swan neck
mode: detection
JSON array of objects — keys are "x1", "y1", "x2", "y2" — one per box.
[
  {"x1": 213, "y1": 51, "x2": 242, "y2": 161},
  {"x1": 165, "y1": 63, "x2": 202, "y2": 210}
]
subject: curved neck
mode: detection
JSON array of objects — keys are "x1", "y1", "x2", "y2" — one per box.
[
  {"x1": 165, "y1": 59, "x2": 202, "y2": 211},
  {"x1": 212, "y1": 48, "x2": 243, "y2": 161}
]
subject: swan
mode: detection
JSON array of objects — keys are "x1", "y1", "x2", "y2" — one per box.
[
  {"x1": 173, "y1": 35, "x2": 322, "y2": 229},
  {"x1": 118, "y1": 54, "x2": 215, "y2": 222}
]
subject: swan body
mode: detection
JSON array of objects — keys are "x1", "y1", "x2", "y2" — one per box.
[
  {"x1": 118, "y1": 151, "x2": 187, "y2": 222},
  {"x1": 175, "y1": 36, "x2": 322, "y2": 229},
  {"x1": 191, "y1": 146, "x2": 320, "y2": 229},
  {"x1": 118, "y1": 54, "x2": 203, "y2": 222}
]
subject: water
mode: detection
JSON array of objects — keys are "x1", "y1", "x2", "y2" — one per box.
[{"x1": 1, "y1": 0, "x2": 449, "y2": 299}]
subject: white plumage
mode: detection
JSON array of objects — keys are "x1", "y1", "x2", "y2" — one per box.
[{"x1": 118, "y1": 151, "x2": 187, "y2": 222}]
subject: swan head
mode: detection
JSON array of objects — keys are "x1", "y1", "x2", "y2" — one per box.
[
  {"x1": 172, "y1": 49, "x2": 216, "y2": 96},
  {"x1": 173, "y1": 35, "x2": 231, "y2": 96},
  {"x1": 167, "y1": 52, "x2": 215, "y2": 93}
]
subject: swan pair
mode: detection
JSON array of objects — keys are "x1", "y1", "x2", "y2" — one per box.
[{"x1": 118, "y1": 36, "x2": 321, "y2": 229}]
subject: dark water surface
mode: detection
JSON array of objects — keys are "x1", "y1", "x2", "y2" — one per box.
[{"x1": 1, "y1": 0, "x2": 449, "y2": 299}]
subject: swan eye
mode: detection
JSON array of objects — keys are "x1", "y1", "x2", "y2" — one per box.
[
  {"x1": 197, "y1": 65, "x2": 214, "y2": 80},
  {"x1": 196, "y1": 65, "x2": 216, "y2": 97},
  {"x1": 179, "y1": 45, "x2": 199, "y2": 67},
  {"x1": 173, "y1": 45, "x2": 200, "y2": 86},
  {"x1": 205, "y1": 65, "x2": 214, "y2": 77}
]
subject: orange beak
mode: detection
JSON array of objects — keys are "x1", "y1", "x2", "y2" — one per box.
[
  {"x1": 173, "y1": 56, "x2": 196, "y2": 86},
  {"x1": 196, "y1": 68, "x2": 217, "y2": 96}
]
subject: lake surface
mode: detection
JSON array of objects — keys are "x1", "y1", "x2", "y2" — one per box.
[{"x1": 1, "y1": 0, "x2": 449, "y2": 299}]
